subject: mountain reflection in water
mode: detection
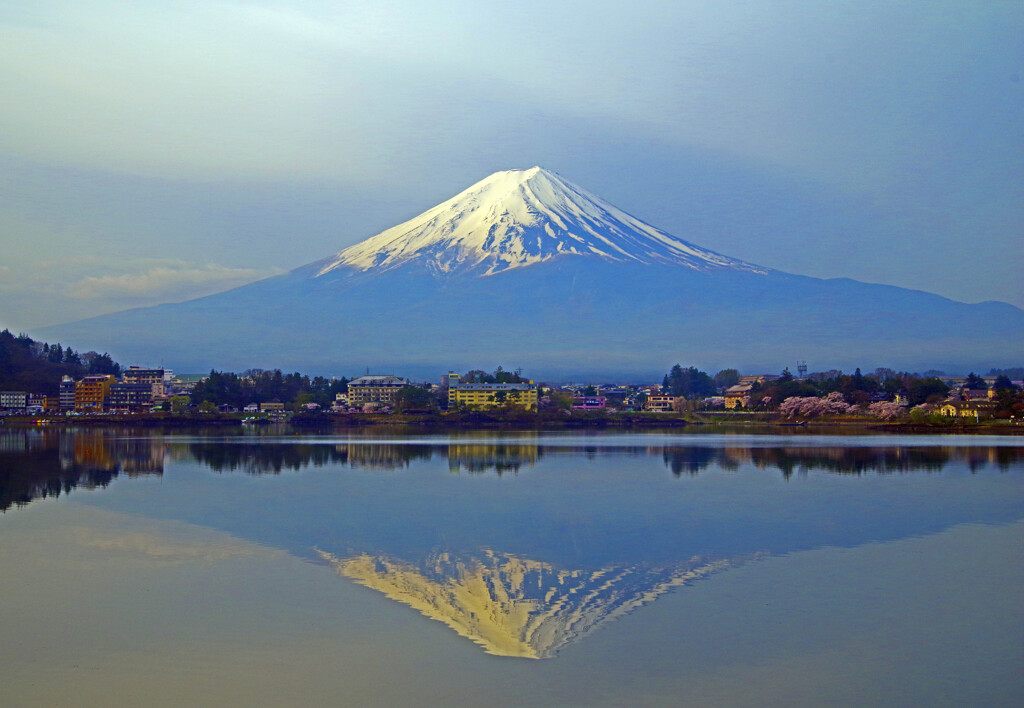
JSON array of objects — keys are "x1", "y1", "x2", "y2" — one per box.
[
  {"x1": 320, "y1": 548, "x2": 746, "y2": 659},
  {"x1": 2, "y1": 428, "x2": 1022, "y2": 664}
]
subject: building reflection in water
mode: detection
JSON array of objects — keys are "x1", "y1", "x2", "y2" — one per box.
[
  {"x1": 181, "y1": 441, "x2": 435, "y2": 473},
  {"x1": 319, "y1": 548, "x2": 751, "y2": 659},
  {"x1": 0, "y1": 429, "x2": 165, "y2": 511},
  {"x1": 4, "y1": 430, "x2": 1022, "y2": 512},
  {"x1": 3, "y1": 428, "x2": 1021, "y2": 662},
  {"x1": 342, "y1": 443, "x2": 433, "y2": 470},
  {"x1": 447, "y1": 442, "x2": 540, "y2": 475}
]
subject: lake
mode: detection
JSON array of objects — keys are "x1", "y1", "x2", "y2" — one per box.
[{"x1": 1, "y1": 427, "x2": 1022, "y2": 707}]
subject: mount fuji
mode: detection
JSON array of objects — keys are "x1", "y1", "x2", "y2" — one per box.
[
  {"x1": 317, "y1": 166, "x2": 762, "y2": 278},
  {"x1": 38, "y1": 167, "x2": 1023, "y2": 378}
]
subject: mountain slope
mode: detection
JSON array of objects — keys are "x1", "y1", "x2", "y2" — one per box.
[
  {"x1": 321, "y1": 549, "x2": 742, "y2": 659},
  {"x1": 36, "y1": 167, "x2": 1024, "y2": 377},
  {"x1": 316, "y1": 167, "x2": 763, "y2": 278}
]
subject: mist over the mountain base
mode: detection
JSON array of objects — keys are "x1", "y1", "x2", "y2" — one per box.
[{"x1": 38, "y1": 257, "x2": 1023, "y2": 378}]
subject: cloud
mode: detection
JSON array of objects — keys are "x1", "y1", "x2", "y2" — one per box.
[
  {"x1": 0, "y1": 256, "x2": 284, "y2": 329},
  {"x1": 0, "y1": 0, "x2": 1020, "y2": 316},
  {"x1": 2, "y1": 505, "x2": 285, "y2": 569},
  {"x1": 70, "y1": 262, "x2": 281, "y2": 300},
  {"x1": 2, "y1": 0, "x2": 1018, "y2": 192},
  {"x1": 69, "y1": 526, "x2": 284, "y2": 566}
]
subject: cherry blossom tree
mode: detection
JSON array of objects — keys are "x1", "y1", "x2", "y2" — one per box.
[
  {"x1": 866, "y1": 401, "x2": 905, "y2": 420},
  {"x1": 778, "y1": 392, "x2": 852, "y2": 419}
]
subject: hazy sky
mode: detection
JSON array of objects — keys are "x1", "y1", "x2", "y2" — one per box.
[{"x1": 1, "y1": 0, "x2": 1021, "y2": 331}]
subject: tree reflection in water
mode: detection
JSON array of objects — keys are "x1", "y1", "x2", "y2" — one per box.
[
  {"x1": 2, "y1": 428, "x2": 1022, "y2": 512},
  {"x1": 0, "y1": 428, "x2": 164, "y2": 511},
  {"x1": 2, "y1": 427, "x2": 1021, "y2": 662}
]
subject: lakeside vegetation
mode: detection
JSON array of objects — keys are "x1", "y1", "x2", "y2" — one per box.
[
  {"x1": 6, "y1": 407, "x2": 1023, "y2": 436},
  {"x1": 190, "y1": 369, "x2": 350, "y2": 410},
  {"x1": 0, "y1": 329, "x2": 121, "y2": 394},
  {"x1": 1, "y1": 330, "x2": 1022, "y2": 430}
]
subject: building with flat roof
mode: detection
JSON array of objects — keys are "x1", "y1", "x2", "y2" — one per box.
[
  {"x1": 447, "y1": 374, "x2": 537, "y2": 411},
  {"x1": 347, "y1": 375, "x2": 406, "y2": 408},
  {"x1": 0, "y1": 391, "x2": 27, "y2": 410},
  {"x1": 106, "y1": 382, "x2": 154, "y2": 413},
  {"x1": 123, "y1": 367, "x2": 165, "y2": 397},
  {"x1": 60, "y1": 375, "x2": 76, "y2": 410},
  {"x1": 572, "y1": 396, "x2": 607, "y2": 410},
  {"x1": 123, "y1": 367, "x2": 164, "y2": 385},
  {"x1": 645, "y1": 394, "x2": 676, "y2": 413},
  {"x1": 27, "y1": 394, "x2": 57, "y2": 411},
  {"x1": 75, "y1": 375, "x2": 116, "y2": 412}
]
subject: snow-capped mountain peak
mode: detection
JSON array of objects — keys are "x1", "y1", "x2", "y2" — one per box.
[{"x1": 317, "y1": 167, "x2": 764, "y2": 278}]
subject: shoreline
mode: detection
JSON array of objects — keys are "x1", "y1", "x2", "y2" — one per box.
[{"x1": 3, "y1": 412, "x2": 1022, "y2": 435}]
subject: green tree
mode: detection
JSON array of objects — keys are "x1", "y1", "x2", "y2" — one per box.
[
  {"x1": 394, "y1": 385, "x2": 437, "y2": 412},
  {"x1": 293, "y1": 392, "x2": 315, "y2": 410},
  {"x1": 713, "y1": 369, "x2": 739, "y2": 390},
  {"x1": 907, "y1": 377, "x2": 949, "y2": 406},
  {"x1": 992, "y1": 387, "x2": 1024, "y2": 419},
  {"x1": 86, "y1": 352, "x2": 120, "y2": 377},
  {"x1": 0, "y1": 329, "x2": 94, "y2": 395},
  {"x1": 964, "y1": 372, "x2": 987, "y2": 390},
  {"x1": 992, "y1": 375, "x2": 1017, "y2": 392},
  {"x1": 548, "y1": 391, "x2": 573, "y2": 410},
  {"x1": 664, "y1": 364, "x2": 715, "y2": 398},
  {"x1": 461, "y1": 366, "x2": 527, "y2": 385}
]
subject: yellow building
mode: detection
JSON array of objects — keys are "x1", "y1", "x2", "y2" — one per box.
[
  {"x1": 645, "y1": 394, "x2": 676, "y2": 412},
  {"x1": 939, "y1": 401, "x2": 995, "y2": 420},
  {"x1": 448, "y1": 374, "x2": 537, "y2": 411},
  {"x1": 74, "y1": 375, "x2": 116, "y2": 412},
  {"x1": 724, "y1": 384, "x2": 753, "y2": 409}
]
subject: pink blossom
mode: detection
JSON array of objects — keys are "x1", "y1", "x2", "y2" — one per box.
[
  {"x1": 778, "y1": 392, "x2": 852, "y2": 419},
  {"x1": 867, "y1": 401, "x2": 905, "y2": 420}
]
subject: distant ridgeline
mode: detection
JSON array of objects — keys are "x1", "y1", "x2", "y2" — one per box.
[{"x1": 0, "y1": 329, "x2": 120, "y2": 395}]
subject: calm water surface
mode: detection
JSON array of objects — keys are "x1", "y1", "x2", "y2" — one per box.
[{"x1": 1, "y1": 427, "x2": 1022, "y2": 707}]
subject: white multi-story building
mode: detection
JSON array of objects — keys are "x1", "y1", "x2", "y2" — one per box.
[
  {"x1": 0, "y1": 391, "x2": 27, "y2": 410},
  {"x1": 60, "y1": 375, "x2": 76, "y2": 410},
  {"x1": 347, "y1": 375, "x2": 406, "y2": 408}
]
